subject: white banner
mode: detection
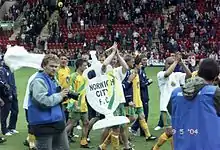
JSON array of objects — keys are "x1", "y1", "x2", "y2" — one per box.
[
  {"x1": 84, "y1": 51, "x2": 130, "y2": 130},
  {"x1": 86, "y1": 74, "x2": 118, "y2": 115}
]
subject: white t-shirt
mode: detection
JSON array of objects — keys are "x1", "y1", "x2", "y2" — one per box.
[
  {"x1": 23, "y1": 72, "x2": 38, "y2": 109},
  {"x1": 108, "y1": 66, "x2": 126, "y2": 104},
  {"x1": 157, "y1": 71, "x2": 186, "y2": 111},
  {"x1": 113, "y1": 66, "x2": 126, "y2": 82}
]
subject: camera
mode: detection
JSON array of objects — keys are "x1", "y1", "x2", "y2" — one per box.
[
  {"x1": 56, "y1": 86, "x2": 79, "y2": 100},
  {"x1": 67, "y1": 92, "x2": 80, "y2": 100}
]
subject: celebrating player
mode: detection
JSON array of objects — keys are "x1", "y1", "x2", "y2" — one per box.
[{"x1": 152, "y1": 53, "x2": 191, "y2": 150}]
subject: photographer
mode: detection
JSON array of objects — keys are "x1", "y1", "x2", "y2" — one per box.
[{"x1": 28, "y1": 54, "x2": 69, "y2": 150}]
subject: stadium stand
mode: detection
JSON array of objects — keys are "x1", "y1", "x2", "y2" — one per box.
[{"x1": 0, "y1": 0, "x2": 219, "y2": 61}]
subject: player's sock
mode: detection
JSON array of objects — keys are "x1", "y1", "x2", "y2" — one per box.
[
  {"x1": 80, "y1": 137, "x2": 88, "y2": 146},
  {"x1": 125, "y1": 123, "x2": 130, "y2": 139},
  {"x1": 28, "y1": 134, "x2": 36, "y2": 148},
  {"x1": 152, "y1": 132, "x2": 169, "y2": 149},
  {"x1": 139, "y1": 119, "x2": 151, "y2": 137},
  {"x1": 99, "y1": 130, "x2": 112, "y2": 150},
  {"x1": 169, "y1": 137, "x2": 174, "y2": 150},
  {"x1": 111, "y1": 132, "x2": 120, "y2": 150}
]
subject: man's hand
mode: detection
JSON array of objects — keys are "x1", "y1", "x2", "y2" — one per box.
[
  {"x1": 129, "y1": 101, "x2": 135, "y2": 107},
  {"x1": 105, "y1": 42, "x2": 118, "y2": 53},
  {"x1": 0, "y1": 98, "x2": 4, "y2": 107},
  {"x1": 175, "y1": 52, "x2": 182, "y2": 63},
  {"x1": 60, "y1": 88, "x2": 69, "y2": 99},
  {"x1": 112, "y1": 42, "x2": 118, "y2": 50},
  {"x1": 116, "y1": 48, "x2": 120, "y2": 56}
]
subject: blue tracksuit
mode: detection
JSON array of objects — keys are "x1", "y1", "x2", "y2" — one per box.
[{"x1": 171, "y1": 85, "x2": 220, "y2": 150}]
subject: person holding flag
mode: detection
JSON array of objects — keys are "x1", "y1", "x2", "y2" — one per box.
[{"x1": 97, "y1": 44, "x2": 133, "y2": 150}]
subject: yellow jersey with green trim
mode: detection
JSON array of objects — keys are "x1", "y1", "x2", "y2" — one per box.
[
  {"x1": 132, "y1": 73, "x2": 142, "y2": 108},
  {"x1": 57, "y1": 66, "x2": 71, "y2": 89},
  {"x1": 192, "y1": 71, "x2": 198, "y2": 78},
  {"x1": 70, "y1": 72, "x2": 88, "y2": 112}
]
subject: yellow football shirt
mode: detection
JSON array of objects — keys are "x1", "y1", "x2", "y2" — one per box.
[
  {"x1": 192, "y1": 71, "x2": 198, "y2": 78},
  {"x1": 70, "y1": 73, "x2": 88, "y2": 112},
  {"x1": 57, "y1": 66, "x2": 71, "y2": 89},
  {"x1": 132, "y1": 73, "x2": 143, "y2": 108}
]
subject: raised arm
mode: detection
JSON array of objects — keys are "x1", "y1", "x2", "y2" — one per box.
[
  {"x1": 164, "y1": 53, "x2": 182, "y2": 78},
  {"x1": 164, "y1": 61, "x2": 179, "y2": 78},
  {"x1": 179, "y1": 59, "x2": 192, "y2": 79},
  {"x1": 101, "y1": 43, "x2": 117, "y2": 72},
  {"x1": 116, "y1": 49, "x2": 129, "y2": 73}
]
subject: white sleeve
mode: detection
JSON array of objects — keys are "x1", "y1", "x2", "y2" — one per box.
[
  {"x1": 23, "y1": 83, "x2": 30, "y2": 110},
  {"x1": 113, "y1": 66, "x2": 126, "y2": 82},
  {"x1": 23, "y1": 73, "x2": 38, "y2": 109},
  {"x1": 157, "y1": 71, "x2": 166, "y2": 86},
  {"x1": 157, "y1": 71, "x2": 165, "y2": 80},
  {"x1": 176, "y1": 72, "x2": 186, "y2": 85}
]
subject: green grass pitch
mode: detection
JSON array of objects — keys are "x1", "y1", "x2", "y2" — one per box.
[{"x1": 0, "y1": 67, "x2": 172, "y2": 150}]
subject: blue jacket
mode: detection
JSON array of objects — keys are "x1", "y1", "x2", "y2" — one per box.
[
  {"x1": 139, "y1": 67, "x2": 150, "y2": 103},
  {"x1": 122, "y1": 69, "x2": 150, "y2": 106},
  {"x1": 28, "y1": 72, "x2": 65, "y2": 125},
  {"x1": 3, "y1": 64, "x2": 17, "y2": 96},
  {"x1": 0, "y1": 66, "x2": 11, "y2": 101},
  {"x1": 171, "y1": 85, "x2": 220, "y2": 150}
]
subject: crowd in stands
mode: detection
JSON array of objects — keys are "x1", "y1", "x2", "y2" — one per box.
[
  {"x1": 162, "y1": 0, "x2": 220, "y2": 59},
  {"x1": 44, "y1": 0, "x2": 220, "y2": 61},
  {"x1": 3, "y1": 1, "x2": 24, "y2": 21},
  {"x1": 0, "y1": 0, "x2": 220, "y2": 62},
  {"x1": 47, "y1": 0, "x2": 165, "y2": 58},
  {"x1": 17, "y1": 0, "x2": 52, "y2": 47}
]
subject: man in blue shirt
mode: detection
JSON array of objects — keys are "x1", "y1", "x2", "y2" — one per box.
[
  {"x1": 0, "y1": 58, "x2": 19, "y2": 136},
  {"x1": 28, "y1": 54, "x2": 69, "y2": 150},
  {"x1": 0, "y1": 58, "x2": 8, "y2": 143},
  {"x1": 171, "y1": 58, "x2": 220, "y2": 150},
  {"x1": 152, "y1": 58, "x2": 220, "y2": 150}
]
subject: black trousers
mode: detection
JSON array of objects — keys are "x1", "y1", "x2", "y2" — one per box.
[{"x1": 1, "y1": 96, "x2": 19, "y2": 134}]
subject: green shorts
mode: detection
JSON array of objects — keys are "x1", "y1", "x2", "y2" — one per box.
[
  {"x1": 69, "y1": 112, "x2": 88, "y2": 122},
  {"x1": 113, "y1": 104, "x2": 126, "y2": 128},
  {"x1": 126, "y1": 106, "x2": 143, "y2": 117},
  {"x1": 114, "y1": 103, "x2": 126, "y2": 116}
]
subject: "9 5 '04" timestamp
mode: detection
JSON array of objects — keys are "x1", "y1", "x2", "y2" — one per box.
[{"x1": 172, "y1": 129, "x2": 199, "y2": 135}]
